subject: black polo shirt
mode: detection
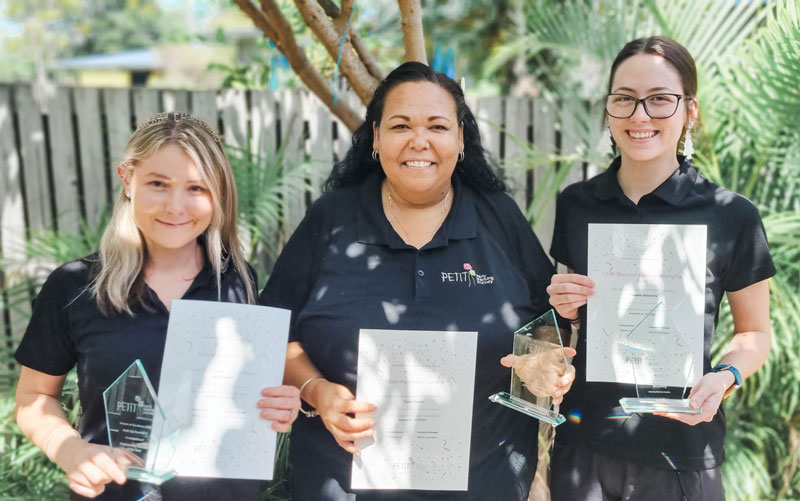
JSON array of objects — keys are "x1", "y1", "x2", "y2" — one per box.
[
  {"x1": 260, "y1": 170, "x2": 555, "y2": 500},
  {"x1": 549, "y1": 156, "x2": 776, "y2": 471},
  {"x1": 15, "y1": 256, "x2": 262, "y2": 500}
]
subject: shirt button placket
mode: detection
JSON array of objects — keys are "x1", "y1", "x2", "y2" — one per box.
[{"x1": 414, "y1": 252, "x2": 426, "y2": 299}]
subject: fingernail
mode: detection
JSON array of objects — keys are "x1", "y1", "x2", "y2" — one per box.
[{"x1": 690, "y1": 400, "x2": 698, "y2": 408}]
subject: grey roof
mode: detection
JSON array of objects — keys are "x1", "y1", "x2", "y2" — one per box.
[{"x1": 54, "y1": 48, "x2": 163, "y2": 71}]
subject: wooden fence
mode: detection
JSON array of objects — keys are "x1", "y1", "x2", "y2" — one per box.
[{"x1": 0, "y1": 84, "x2": 600, "y2": 384}]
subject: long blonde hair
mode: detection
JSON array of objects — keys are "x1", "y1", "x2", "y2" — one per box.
[{"x1": 93, "y1": 112, "x2": 255, "y2": 315}]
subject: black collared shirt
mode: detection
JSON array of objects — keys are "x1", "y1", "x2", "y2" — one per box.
[
  {"x1": 260, "y1": 171, "x2": 555, "y2": 500},
  {"x1": 15, "y1": 256, "x2": 261, "y2": 500},
  {"x1": 550, "y1": 156, "x2": 776, "y2": 471}
]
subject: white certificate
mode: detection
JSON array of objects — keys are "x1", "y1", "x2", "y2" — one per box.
[
  {"x1": 351, "y1": 329, "x2": 477, "y2": 491},
  {"x1": 586, "y1": 224, "x2": 706, "y2": 387},
  {"x1": 149, "y1": 299, "x2": 290, "y2": 480}
]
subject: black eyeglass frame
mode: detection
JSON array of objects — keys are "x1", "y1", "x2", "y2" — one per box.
[{"x1": 605, "y1": 93, "x2": 690, "y2": 119}]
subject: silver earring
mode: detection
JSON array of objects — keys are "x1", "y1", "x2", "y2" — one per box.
[
  {"x1": 125, "y1": 191, "x2": 131, "y2": 198},
  {"x1": 372, "y1": 149, "x2": 379, "y2": 162},
  {"x1": 457, "y1": 150, "x2": 465, "y2": 162},
  {"x1": 683, "y1": 128, "x2": 694, "y2": 161}
]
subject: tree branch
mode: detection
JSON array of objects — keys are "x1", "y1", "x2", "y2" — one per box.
[
  {"x1": 294, "y1": 0, "x2": 378, "y2": 105},
  {"x1": 315, "y1": 0, "x2": 384, "y2": 80},
  {"x1": 237, "y1": 0, "x2": 363, "y2": 131},
  {"x1": 351, "y1": 33, "x2": 385, "y2": 81},
  {"x1": 233, "y1": 0, "x2": 278, "y2": 41},
  {"x1": 398, "y1": 0, "x2": 426, "y2": 63},
  {"x1": 316, "y1": 0, "x2": 339, "y2": 17}
]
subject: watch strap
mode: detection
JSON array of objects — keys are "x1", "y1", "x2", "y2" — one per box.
[{"x1": 711, "y1": 364, "x2": 742, "y2": 397}]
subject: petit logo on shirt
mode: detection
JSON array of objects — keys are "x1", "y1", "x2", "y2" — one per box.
[{"x1": 441, "y1": 262, "x2": 495, "y2": 286}]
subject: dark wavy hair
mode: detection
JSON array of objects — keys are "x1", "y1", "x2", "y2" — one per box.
[{"x1": 324, "y1": 62, "x2": 506, "y2": 193}]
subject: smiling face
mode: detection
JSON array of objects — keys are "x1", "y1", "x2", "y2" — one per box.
[
  {"x1": 373, "y1": 81, "x2": 464, "y2": 204},
  {"x1": 120, "y1": 143, "x2": 214, "y2": 255},
  {"x1": 608, "y1": 53, "x2": 697, "y2": 165}
]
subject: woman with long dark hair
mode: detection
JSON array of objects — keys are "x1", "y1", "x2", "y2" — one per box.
[
  {"x1": 547, "y1": 37, "x2": 774, "y2": 500},
  {"x1": 261, "y1": 62, "x2": 573, "y2": 500}
]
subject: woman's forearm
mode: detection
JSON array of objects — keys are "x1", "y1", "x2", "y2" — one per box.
[
  {"x1": 285, "y1": 341, "x2": 327, "y2": 408},
  {"x1": 718, "y1": 329, "x2": 771, "y2": 380},
  {"x1": 15, "y1": 367, "x2": 82, "y2": 466},
  {"x1": 719, "y1": 279, "x2": 772, "y2": 385}
]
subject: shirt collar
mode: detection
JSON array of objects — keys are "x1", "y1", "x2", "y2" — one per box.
[
  {"x1": 357, "y1": 170, "x2": 478, "y2": 250},
  {"x1": 595, "y1": 155, "x2": 697, "y2": 206}
]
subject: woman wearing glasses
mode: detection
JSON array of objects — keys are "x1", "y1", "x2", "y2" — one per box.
[{"x1": 546, "y1": 37, "x2": 774, "y2": 500}]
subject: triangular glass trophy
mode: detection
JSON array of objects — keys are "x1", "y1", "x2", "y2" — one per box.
[
  {"x1": 103, "y1": 359, "x2": 177, "y2": 484},
  {"x1": 489, "y1": 309, "x2": 569, "y2": 426},
  {"x1": 618, "y1": 302, "x2": 702, "y2": 414}
]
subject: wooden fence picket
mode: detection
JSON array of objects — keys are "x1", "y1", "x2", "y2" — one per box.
[
  {"x1": 533, "y1": 97, "x2": 557, "y2": 255},
  {"x1": 14, "y1": 85, "x2": 52, "y2": 233},
  {"x1": 306, "y1": 92, "x2": 334, "y2": 198},
  {"x1": 504, "y1": 96, "x2": 532, "y2": 210},
  {"x1": 277, "y1": 89, "x2": 306, "y2": 238},
  {"x1": 161, "y1": 89, "x2": 190, "y2": 114},
  {"x1": 74, "y1": 87, "x2": 108, "y2": 227},
  {"x1": 250, "y1": 90, "x2": 277, "y2": 159},
  {"x1": 219, "y1": 89, "x2": 248, "y2": 151},
  {"x1": 472, "y1": 97, "x2": 504, "y2": 170},
  {"x1": 190, "y1": 90, "x2": 219, "y2": 129},
  {"x1": 47, "y1": 87, "x2": 81, "y2": 234},
  {"x1": 132, "y1": 88, "x2": 160, "y2": 126},
  {"x1": 103, "y1": 88, "x2": 133, "y2": 192}
]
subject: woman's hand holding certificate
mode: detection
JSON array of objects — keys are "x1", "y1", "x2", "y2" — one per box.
[
  {"x1": 546, "y1": 274, "x2": 596, "y2": 321},
  {"x1": 306, "y1": 380, "x2": 376, "y2": 455}
]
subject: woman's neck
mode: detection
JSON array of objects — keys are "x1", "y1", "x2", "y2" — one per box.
[
  {"x1": 145, "y1": 241, "x2": 204, "y2": 277},
  {"x1": 617, "y1": 153, "x2": 680, "y2": 205}
]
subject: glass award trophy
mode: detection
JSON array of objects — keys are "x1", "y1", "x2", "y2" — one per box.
[
  {"x1": 489, "y1": 309, "x2": 569, "y2": 426},
  {"x1": 103, "y1": 359, "x2": 177, "y2": 484},
  {"x1": 618, "y1": 302, "x2": 702, "y2": 414}
]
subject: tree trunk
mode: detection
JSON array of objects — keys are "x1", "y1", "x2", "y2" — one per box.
[{"x1": 398, "y1": 0, "x2": 427, "y2": 63}]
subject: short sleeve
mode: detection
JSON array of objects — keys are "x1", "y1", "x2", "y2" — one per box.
[
  {"x1": 722, "y1": 200, "x2": 776, "y2": 292},
  {"x1": 258, "y1": 205, "x2": 325, "y2": 343},
  {"x1": 549, "y1": 191, "x2": 573, "y2": 269},
  {"x1": 14, "y1": 266, "x2": 80, "y2": 375},
  {"x1": 486, "y1": 192, "x2": 555, "y2": 316}
]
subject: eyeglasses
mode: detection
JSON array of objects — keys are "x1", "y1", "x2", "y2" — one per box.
[{"x1": 605, "y1": 93, "x2": 687, "y2": 119}]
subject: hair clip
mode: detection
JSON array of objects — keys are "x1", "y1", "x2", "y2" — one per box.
[{"x1": 136, "y1": 112, "x2": 222, "y2": 144}]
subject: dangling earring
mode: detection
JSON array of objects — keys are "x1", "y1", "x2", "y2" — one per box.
[
  {"x1": 372, "y1": 149, "x2": 379, "y2": 162},
  {"x1": 683, "y1": 127, "x2": 694, "y2": 161}
]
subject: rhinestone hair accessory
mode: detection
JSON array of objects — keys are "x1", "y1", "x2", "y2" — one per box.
[{"x1": 135, "y1": 112, "x2": 222, "y2": 145}]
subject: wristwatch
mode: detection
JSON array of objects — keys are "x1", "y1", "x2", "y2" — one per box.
[{"x1": 711, "y1": 364, "x2": 742, "y2": 398}]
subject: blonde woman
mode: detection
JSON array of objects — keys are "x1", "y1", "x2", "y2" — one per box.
[{"x1": 14, "y1": 112, "x2": 300, "y2": 500}]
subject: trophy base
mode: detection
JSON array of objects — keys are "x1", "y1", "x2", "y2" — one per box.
[
  {"x1": 126, "y1": 467, "x2": 176, "y2": 485},
  {"x1": 489, "y1": 392, "x2": 566, "y2": 426},
  {"x1": 619, "y1": 397, "x2": 703, "y2": 414}
]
